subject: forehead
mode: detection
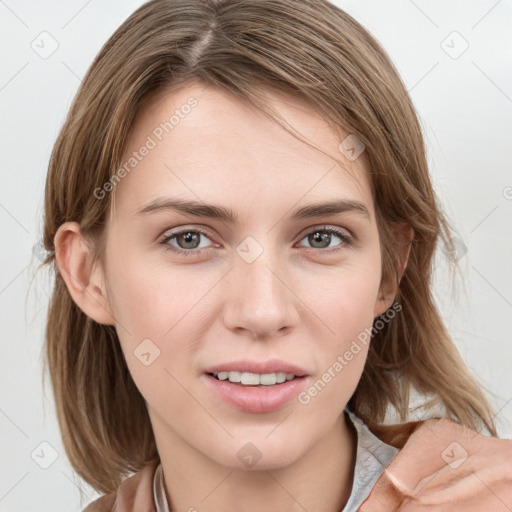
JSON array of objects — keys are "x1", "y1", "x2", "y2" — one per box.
[{"x1": 111, "y1": 82, "x2": 374, "y2": 223}]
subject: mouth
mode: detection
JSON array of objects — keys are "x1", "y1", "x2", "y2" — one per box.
[
  {"x1": 207, "y1": 371, "x2": 305, "y2": 387},
  {"x1": 203, "y1": 371, "x2": 309, "y2": 413}
]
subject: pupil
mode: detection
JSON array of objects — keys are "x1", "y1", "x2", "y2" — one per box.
[
  {"x1": 311, "y1": 231, "x2": 329, "y2": 248},
  {"x1": 180, "y1": 232, "x2": 199, "y2": 249}
]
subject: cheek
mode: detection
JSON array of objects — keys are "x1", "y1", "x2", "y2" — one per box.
[
  {"x1": 297, "y1": 272, "x2": 375, "y2": 414},
  {"x1": 107, "y1": 263, "x2": 198, "y2": 410},
  {"x1": 105, "y1": 250, "x2": 210, "y2": 339},
  {"x1": 305, "y1": 261, "x2": 381, "y2": 338},
  {"x1": 104, "y1": 253, "x2": 216, "y2": 396},
  {"x1": 296, "y1": 256, "x2": 380, "y2": 400}
]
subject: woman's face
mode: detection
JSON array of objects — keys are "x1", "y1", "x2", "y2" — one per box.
[{"x1": 99, "y1": 81, "x2": 391, "y2": 470}]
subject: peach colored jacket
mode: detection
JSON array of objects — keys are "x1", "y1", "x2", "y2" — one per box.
[{"x1": 83, "y1": 459, "x2": 160, "y2": 512}]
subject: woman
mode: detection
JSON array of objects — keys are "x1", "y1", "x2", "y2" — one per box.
[{"x1": 40, "y1": 0, "x2": 512, "y2": 510}]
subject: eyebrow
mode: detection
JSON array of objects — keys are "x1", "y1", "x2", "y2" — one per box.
[{"x1": 136, "y1": 197, "x2": 370, "y2": 222}]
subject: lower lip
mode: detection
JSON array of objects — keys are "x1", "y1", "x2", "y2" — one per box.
[{"x1": 203, "y1": 373, "x2": 309, "y2": 413}]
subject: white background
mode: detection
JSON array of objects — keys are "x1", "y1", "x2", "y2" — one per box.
[{"x1": 1, "y1": 0, "x2": 511, "y2": 510}]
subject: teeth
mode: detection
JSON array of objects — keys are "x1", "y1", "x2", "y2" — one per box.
[
  {"x1": 213, "y1": 371, "x2": 298, "y2": 385},
  {"x1": 241, "y1": 372, "x2": 260, "y2": 385}
]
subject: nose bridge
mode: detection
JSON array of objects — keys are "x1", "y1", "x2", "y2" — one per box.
[{"x1": 223, "y1": 233, "x2": 298, "y2": 337}]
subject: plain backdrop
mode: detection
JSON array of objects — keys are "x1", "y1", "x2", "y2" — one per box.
[{"x1": 1, "y1": 0, "x2": 511, "y2": 510}]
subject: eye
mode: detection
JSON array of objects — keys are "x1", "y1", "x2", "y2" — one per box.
[
  {"x1": 160, "y1": 228, "x2": 216, "y2": 257},
  {"x1": 159, "y1": 225, "x2": 353, "y2": 257},
  {"x1": 296, "y1": 226, "x2": 352, "y2": 254}
]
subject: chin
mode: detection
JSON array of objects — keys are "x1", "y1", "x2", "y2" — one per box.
[{"x1": 209, "y1": 433, "x2": 307, "y2": 471}]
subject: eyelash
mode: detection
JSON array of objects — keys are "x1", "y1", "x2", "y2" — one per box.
[{"x1": 159, "y1": 226, "x2": 353, "y2": 257}]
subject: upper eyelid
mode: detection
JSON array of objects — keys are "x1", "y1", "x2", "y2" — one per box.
[{"x1": 160, "y1": 226, "x2": 215, "y2": 241}]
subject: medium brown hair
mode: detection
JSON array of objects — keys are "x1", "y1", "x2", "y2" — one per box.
[{"x1": 40, "y1": 0, "x2": 496, "y2": 495}]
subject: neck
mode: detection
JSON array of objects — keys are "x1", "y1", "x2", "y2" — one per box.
[{"x1": 151, "y1": 411, "x2": 357, "y2": 512}]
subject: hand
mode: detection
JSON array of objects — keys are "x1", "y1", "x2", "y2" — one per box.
[{"x1": 360, "y1": 417, "x2": 512, "y2": 511}]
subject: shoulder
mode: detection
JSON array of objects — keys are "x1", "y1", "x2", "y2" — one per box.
[{"x1": 82, "y1": 460, "x2": 160, "y2": 512}]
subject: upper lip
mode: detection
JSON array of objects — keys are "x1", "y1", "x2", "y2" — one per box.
[{"x1": 204, "y1": 359, "x2": 309, "y2": 377}]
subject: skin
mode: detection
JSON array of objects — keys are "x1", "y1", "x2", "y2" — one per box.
[{"x1": 55, "y1": 81, "x2": 412, "y2": 512}]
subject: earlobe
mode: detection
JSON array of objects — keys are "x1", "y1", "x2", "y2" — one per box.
[{"x1": 54, "y1": 221, "x2": 116, "y2": 325}]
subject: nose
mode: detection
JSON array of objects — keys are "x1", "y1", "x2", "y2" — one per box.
[{"x1": 222, "y1": 239, "x2": 300, "y2": 340}]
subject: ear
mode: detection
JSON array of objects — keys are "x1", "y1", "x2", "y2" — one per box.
[
  {"x1": 374, "y1": 222, "x2": 414, "y2": 317},
  {"x1": 54, "y1": 221, "x2": 115, "y2": 325}
]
